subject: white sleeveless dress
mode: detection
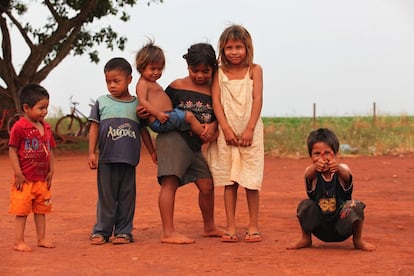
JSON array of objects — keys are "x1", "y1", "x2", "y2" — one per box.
[{"x1": 206, "y1": 67, "x2": 264, "y2": 190}]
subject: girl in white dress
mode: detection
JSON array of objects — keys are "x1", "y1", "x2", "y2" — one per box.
[{"x1": 208, "y1": 24, "x2": 264, "y2": 242}]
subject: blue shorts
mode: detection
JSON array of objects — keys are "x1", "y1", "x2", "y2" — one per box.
[{"x1": 149, "y1": 108, "x2": 190, "y2": 133}]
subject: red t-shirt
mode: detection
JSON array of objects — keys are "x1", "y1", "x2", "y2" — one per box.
[{"x1": 8, "y1": 118, "x2": 56, "y2": 181}]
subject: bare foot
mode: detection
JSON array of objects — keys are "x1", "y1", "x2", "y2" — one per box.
[
  {"x1": 353, "y1": 239, "x2": 376, "y2": 251},
  {"x1": 161, "y1": 232, "x2": 195, "y2": 244},
  {"x1": 38, "y1": 240, "x2": 55, "y2": 249},
  {"x1": 202, "y1": 227, "x2": 225, "y2": 237},
  {"x1": 14, "y1": 242, "x2": 32, "y2": 252},
  {"x1": 286, "y1": 238, "x2": 312, "y2": 250}
]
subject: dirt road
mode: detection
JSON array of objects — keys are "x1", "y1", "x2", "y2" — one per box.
[{"x1": 0, "y1": 151, "x2": 413, "y2": 275}]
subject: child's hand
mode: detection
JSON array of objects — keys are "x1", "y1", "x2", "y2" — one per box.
[
  {"x1": 200, "y1": 124, "x2": 217, "y2": 142},
  {"x1": 327, "y1": 158, "x2": 338, "y2": 173},
  {"x1": 89, "y1": 153, "x2": 98, "y2": 169},
  {"x1": 157, "y1": 112, "x2": 169, "y2": 124},
  {"x1": 14, "y1": 173, "x2": 27, "y2": 191},
  {"x1": 314, "y1": 158, "x2": 329, "y2": 172},
  {"x1": 239, "y1": 128, "x2": 254, "y2": 147},
  {"x1": 223, "y1": 127, "x2": 239, "y2": 146},
  {"x1": 46, "y1": 170, "x2": 54, "y2": 190},
  {"x1": 136, "y1": 104, "x2": 150, "y2": 119}
]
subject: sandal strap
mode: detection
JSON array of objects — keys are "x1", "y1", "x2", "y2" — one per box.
[{"x1": 115, "y1": 233, "x2": 133, "y2": 241}]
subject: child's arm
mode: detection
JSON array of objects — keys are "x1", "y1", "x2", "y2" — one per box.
[
  {"x1": 240, "y1": 64, "x2": 263, "y2": 146},
  {"x1": 304, "y1": 156, "x2": 329, "y2": 192},
  {"x1": 140, "y1": 127, "x2": 157, "y2": 164},
  {"x1": 211, "y1": 71, "x2": 238, "y2": 146},
  {"x1": 9, "y1": 146, "x2": 27, "y2": 191},
  {"x1": 47, "y1": 149, "x2": 55, "y2": 190},
  {"x1": 329, "y1": 161, "x2": 352, "y2": 189},
  {"x1": 88, "y1": 122, "x2": 99, "y2": 169},
  {"x1": 304, "y1": 164, "x2": 319, "y2": 192},
  {"x1": 136, "y1": 78, "x2": 169, "y2": 123}
]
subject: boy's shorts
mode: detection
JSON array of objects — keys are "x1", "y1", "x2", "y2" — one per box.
[
  {"x1": 296, "y1": 198, "x2": 365, "y2": 242},
  {"x1": 9, "y1": 181, "x2": 52, "y2": 216}
]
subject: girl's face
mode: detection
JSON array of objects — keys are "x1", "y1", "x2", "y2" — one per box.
[
  {"x1": 223, "y1": 38, "x2": 246, "y2": 66},
  {"x1": 188, "y1": 64, "x2": 213, "y2": 85},
  {"x1": 105, "y1": 69, "x2": 132, "y2": 99},
  {"x1": 311, "y1": 142, "x2": 335, "y2": 171},
  {"x1": 24, "y1": 98, "x2": 49, "y2": 123},
  {"x1": 141, "y1": 62, "x2": 164, "y2": 82}
]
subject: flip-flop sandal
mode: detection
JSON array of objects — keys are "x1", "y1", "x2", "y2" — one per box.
[
  {"x1": 90, "y1": 233, "x2": 108, "y2": 245},
  {"x1": 221, "y1": 233, "x2": 239, "y2": 242},
  {"x1": 244, "y1": 232, "x2": 262, "y2": 243},
  {"x1": 112, "y1": 234, "x2": 134, "y2": 244}
]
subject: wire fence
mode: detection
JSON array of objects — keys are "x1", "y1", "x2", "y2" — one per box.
[{"x1": 309, "y1": 102, "x2": 397, "y2": 129}]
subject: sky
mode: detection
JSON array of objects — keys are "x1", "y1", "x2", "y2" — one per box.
[{"x1": 8, "y1": 0, "x2": 414, "y2": 117}]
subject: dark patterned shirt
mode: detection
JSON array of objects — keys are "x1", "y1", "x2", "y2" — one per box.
[
  {"x1": 165, "y1": 86, "x2": 215, "y2": 151},
  {"x1": 306, "y1": 173, "x2": 353, "y2": 219}
]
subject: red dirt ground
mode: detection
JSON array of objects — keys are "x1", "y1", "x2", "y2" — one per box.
[{"x1": 0, "y1": 150, "x2": 413, "y2": 275}]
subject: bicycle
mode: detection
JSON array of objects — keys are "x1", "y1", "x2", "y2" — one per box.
[
  {"x1": 55, "y1": 96, "x2": 95, "y2": 139},
  {"x1": 0, "y1": 108, "x2": 21, "y2": 135}
]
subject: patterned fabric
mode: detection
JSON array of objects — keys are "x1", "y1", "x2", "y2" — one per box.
[{"x1": 165, "y1": 86, "x2": 215, "y2": 152}]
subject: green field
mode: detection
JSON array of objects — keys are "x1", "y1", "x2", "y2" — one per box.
[{"x1": 263, "y1": 115, "x2": 414, "y2": 157}]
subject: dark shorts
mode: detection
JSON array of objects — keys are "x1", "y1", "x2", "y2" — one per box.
[
  {"x1": 156, "y1": 131, "x2": 211, "y2": 186},
  {"x1": 296, "y1": 199, "x2": 366, "y2": 242}
]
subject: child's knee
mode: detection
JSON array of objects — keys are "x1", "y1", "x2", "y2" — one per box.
[
  {"x1": 340, "y1": 200, "x2": 365, "y2": 220},
  {"x1": 297, "y1": 199, "x2": 317, "y2": 215}
]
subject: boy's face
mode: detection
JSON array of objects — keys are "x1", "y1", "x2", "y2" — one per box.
[
  {"x1": 141, "y1": 63, "x2": 163, "y2": 82},
  {"x1": 105, "y1": 70, "x2": 132, "y2": 99},
  {"x1": 311, "y1": 142, "x2": 335, "y2": 172},
  {"x1": 24, "y1": 98, "x2": 49, "y2": 123},
  {"x1": 188, "y1": 64, "x2": 213, "y2": 85}
]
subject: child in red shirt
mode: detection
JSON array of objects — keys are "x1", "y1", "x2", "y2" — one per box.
[{"x1": 8, "y1": 84, "x2": 56, "y2": 252}]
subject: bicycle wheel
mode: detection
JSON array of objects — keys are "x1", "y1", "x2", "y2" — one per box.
[
  {"x1": 7, "y1": 113, "x2": 21, "y2": 134},
  {"x1": 80, "y1": 121, "x2": 91, "y2": 137},
  {"x1": 55, "y1": 115, "x2": 83, "y2": 137}
]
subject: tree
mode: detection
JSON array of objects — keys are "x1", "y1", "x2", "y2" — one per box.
[{"x1": 0, "y1": 0, "x2": 162, "y2": 111}]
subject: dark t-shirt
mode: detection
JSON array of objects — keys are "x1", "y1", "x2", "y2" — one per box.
[
  {"x1": 306, "y1": 173, "x2": 353, "y2": 220},
  {"x1": 165, "y1": 86, "x2": 215, "y2": 152}
]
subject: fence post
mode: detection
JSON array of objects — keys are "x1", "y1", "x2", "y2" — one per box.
[
  {"x1": 313, "y1": 103, "x2": 316, "y2": 129},
  {"x1": 373, "y1": 102, "x2": 376, "y2": 125}
]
